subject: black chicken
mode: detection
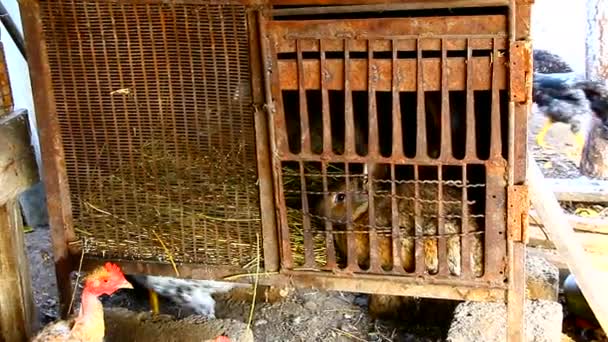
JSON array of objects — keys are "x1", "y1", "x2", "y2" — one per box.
[
  {"x1": 532, "y1": 72, "x2": 593, "y2": 151},
  {"x1": 533, "y1": 49, "x2": 573, "y2": 74}
]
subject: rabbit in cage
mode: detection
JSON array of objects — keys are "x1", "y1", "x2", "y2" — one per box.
[{"x1": 314, "y1": 175, "x2": 484, "y2": 319}]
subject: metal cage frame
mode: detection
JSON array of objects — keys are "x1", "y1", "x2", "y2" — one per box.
[{"x1": 20, "y1": 0, "x2": 532, "y2": 340}]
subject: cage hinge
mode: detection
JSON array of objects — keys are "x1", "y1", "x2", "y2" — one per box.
[
  {"x1": 507, "y1": 184, "x2": 529, "y2": 243},
  {"x1": 509, "y1": 40, "x2": 532, "y2": 104}
]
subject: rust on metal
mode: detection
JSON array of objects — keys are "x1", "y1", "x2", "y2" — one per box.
[
  {"x1": 80, "y1": 255, "x2": 507, "y2": 301},
  {"x1": 0, "y1": 42, "x2": 13, "y2": 116},
  {"x1": 507, "y1": 184, "x2": 529, "y2": 243},
  {"x1": 269, "y1": 0, "x2": 510, "y2": 8},
  {"x1": 509, "y1": 40, "x2": 532, "y2": 103},
  {"x1": 277, "y1": 58, "x2": 507, "y2": 92},
  {"x1": 24, "y1": 0, "x2": 531, "y2": 329},
  {"x1": 248, "y1": 10, "x2": 280, "y2": 273},
  {"x1": 19, "y1": 0, "x2": 79, "y2": 318},
  {"x1": 265, "y1": 5, "x2": 514, "y2": 286}
]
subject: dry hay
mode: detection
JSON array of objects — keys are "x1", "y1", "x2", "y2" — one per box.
[
  {"x1": 70, "y1": 138, "x2": 335, "y2": 270},
  {"x1": 71, "y1": 139, "x2": 262, "y2": 268}
]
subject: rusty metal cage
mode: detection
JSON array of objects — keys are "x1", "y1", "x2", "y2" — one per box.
[
  {"x1": 0, "y1": 41, "x2": 13, "y2": 116},
  {"x1": 259, "y1": 1, "x2": 531, "y2": 339},
  {"x1": 21, "y1": 0, "x2": 532, "y2": 339}
]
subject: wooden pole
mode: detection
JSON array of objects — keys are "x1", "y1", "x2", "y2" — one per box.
[
  {"x1": 0, "y1": 110, "x2": 38, "y2": 342},
  {"x1": 528, "y1": 155, "x2": 608, "y2": 332}
]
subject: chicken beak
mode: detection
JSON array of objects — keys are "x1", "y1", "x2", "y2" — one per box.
[{"x1": 119, "y1": 279, "x2": 134, "y2": 289}]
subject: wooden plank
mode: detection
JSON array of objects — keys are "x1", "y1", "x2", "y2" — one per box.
[
  {"x1": 527, "y1": 246, "x2": 608, "y2": 274},
  {"x1": 547, "y1": 178, "x2": 608, "y2": 203},
  {"x1": 528, "y1": 155, "x2": 608, "y2": 333},
  {"x1": 529, "y1": 210, "x2": 608, "y2": 234},
  {"x1": 0, "y1": 200, "x2": 35, "y2": 341},
  {"x1": 0, "y1": 109, "x2": 38, "y2": 206},
  {"x1": 528, "y1": 225, "x2": 608, "y2": 254}
]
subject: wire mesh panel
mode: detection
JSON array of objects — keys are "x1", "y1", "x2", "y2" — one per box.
[
  {"x1": 0, "y1": 42, "x2": 13, "y2": 116},
  {"x1": 39, "y1": 0, "x2": 260, "y2": 267},
  {"x1": 264, "y1": 9, "x2": 511, "y2": 285}
]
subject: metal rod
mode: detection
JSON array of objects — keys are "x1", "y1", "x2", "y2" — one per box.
[
  {"x1": 0, "y1": 1, "x2": 26, "y2": 59},
  {"x1": 271, "y1": 0, "x2": 510, "y2": 17}
]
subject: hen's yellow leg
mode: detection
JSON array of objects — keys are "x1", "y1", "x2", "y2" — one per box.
[
  {"x1": 149, "y1": 289, "x2": 159, "y2": 314},
  {"x1": 566, "y1": 131, "x2": 586, "y2": 160},
  {"x1": 535, "y1": 118, "x2": 553, "y2": 148},
  {"x1": 574, "y1": 132, "x2": 586, "y2": 151}
]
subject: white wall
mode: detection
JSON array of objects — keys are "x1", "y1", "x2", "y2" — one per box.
[
  {"x1": 1, "y1": 0, "x2": 41, "y2": 169},
  {"x1": 531, "y1": 0, "x2": 588, "y2": 75}
]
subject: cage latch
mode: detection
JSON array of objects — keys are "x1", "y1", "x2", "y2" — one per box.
[
  {"x1": 507, "y1": 184, "x2": 529, "y2": 243},
  {"x1": 509, "y1": 40, "x2": 532, "y2": 104}
]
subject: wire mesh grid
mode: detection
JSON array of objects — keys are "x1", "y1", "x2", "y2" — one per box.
[
  {"x1": 0, "y1": 43, "x2": 13, "y2": 116},
  {"x1": 40, "y1": 0, "x2": 261, "y2": 267}
]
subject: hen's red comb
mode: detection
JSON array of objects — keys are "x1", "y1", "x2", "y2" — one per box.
[
  {"x1": 104, "y1": 262, "x2": 122, "y2": 275},
  {"x1": 214, "y1": 337, "x2": 230, "y2": 342}
]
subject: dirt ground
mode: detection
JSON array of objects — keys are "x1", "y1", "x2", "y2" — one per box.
[{"x1": 24, "y1": 108, "x2": 605, "y2": 341}]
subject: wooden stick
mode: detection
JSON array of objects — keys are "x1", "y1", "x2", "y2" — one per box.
[
  {"x1": 528, "y1": 155, "x2": 608, "y2": 332},
  {"x1": 547, "y1": 178, "x2": 608, "y2": 203},
  {"x1": 529, "y1": 210, "x2": 608, "y2": 234}
]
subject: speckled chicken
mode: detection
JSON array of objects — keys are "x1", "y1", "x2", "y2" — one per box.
[
  {"x1": 127, "y1": 275, "x2": 249, "y2": 318},
  {"x1": 532, "y1": 72, "x2": 594, "y2": 152},
  {"x1": 31, "y1": 263, "x2": 132, "y2": 342}
]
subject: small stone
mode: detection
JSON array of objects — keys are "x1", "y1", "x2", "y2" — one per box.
[
  {"x1": 303, "y1": 301, "x2": 318, "y2": 311},
  {"x1": 339, "y1": 323, "x2": 357, "y2": 332},
  {"x1": 343, "y1": 313, "x2": 353, "y2": 319},
  {"x1": 292, "y1": 316, "x2": 303, "y2": 324},
  {"x1": 254, "y1": 319, "x2": 267, "y2": 326},
  {"x1": 526, "y1": 254, "x2": 559, "y2": 301}
]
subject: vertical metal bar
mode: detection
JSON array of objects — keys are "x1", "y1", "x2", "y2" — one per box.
[
  {"x1": 320, "y1": 39, "x2": 332, "y2": 157},
  {"x1": 490, "y1": 38, "x2": 502, "y2": 159},
  {"x1": 251, "y1": 10, "x2": 279, "y2": 272},
  {"x1": 296, "y1": 40, "x2": 311, "y2": 154},
  {"x1": 440, "y1": 38, "x2": 453, "y2": 161},
  {"x1": 465, "y1": 38, "x2": 477, "y2": 160},
  {"x1": 367, "y1": 39, "x2": 380, "y2": 272},
  {"x1": 344, "y1": 164, "x2": 360, "y2": 272},
  {"x1": 344, "y1": 39, "x2": 356, "y2": 157},
  {"x1": 507, "y1": 1, "x2": 526, "y2": 341},
  {"x1": 19, "y1": 0, "x2": 76, "y2": 318},
  {"x1": 437, "y1": 38, "x2": 451, "y2": 276},
  {"x1": 367, "y1": 162, "x2": 379, "y2": 272},
  {"x1": 259, "y1": 11, "x2": 292, "y2": 269},
  {"x1": 319, "y1": 39, "x2": 338, "y2": 270},
  {"x1": 367, "y1": 40, "x2": 379, "y2": 158},
  {"x1": 321, "y1": 161, "x2": 337, "y2": 269},
  {"x1": 437, "y1": 166, "x2": 448, "y2": 276},
  {"x1": 390, "y1": 163, "x2": 404, "y2": 272},
  {"x1": 299, "y1": 161, "x2": 315, "y2": 268},
  {"x1": 391, "y1": 39, "x2": 404, "y2": 159},
  {"x1": 414, "y1": 165, "x2": 425, "y2": 274},
  {"x1": 415, "y1": 38, "x2": 427, "y2": 160},
  {"x1": 461, "y1": 165, "x2": 472, "y2": 278}
]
